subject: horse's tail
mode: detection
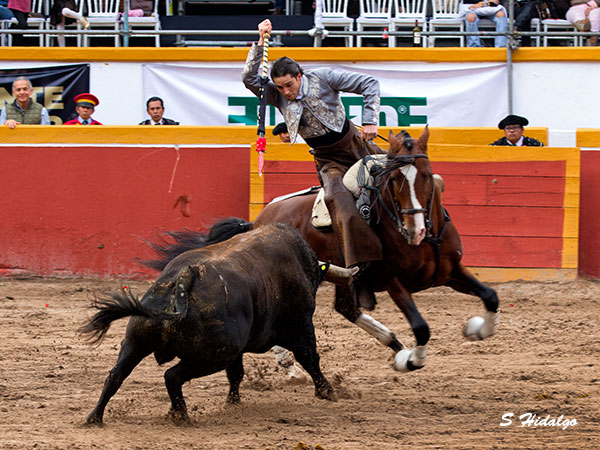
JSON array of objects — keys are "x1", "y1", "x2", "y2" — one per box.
[
  {"x1": 142, "y1": 217, "x2": 255, "y2": 271},
  {"x1": 78, "y1": 289, "x2": 179, "y2": 345}
]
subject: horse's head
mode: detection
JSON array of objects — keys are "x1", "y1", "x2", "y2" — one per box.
[{"x1": 381, "y1": 127, "x2": 433, "y2": 246}]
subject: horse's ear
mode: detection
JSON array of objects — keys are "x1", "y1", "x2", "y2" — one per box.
[
  {"x1": 417, "y1": 125, "x2": 430, "y2": 153},
  {"x1": 388, "y1": 130, "x2": 397, "y2": 153}
]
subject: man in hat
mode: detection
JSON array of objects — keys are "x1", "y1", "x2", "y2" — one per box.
[
  {"x1": 490, "y1": 114, "x2": 543, "y2": 146},
  {"x1": 139, "y1": 97, "x2": 179, "y2": 125},
  {"x1": 1, "y1": 77, "x2": 50, "y2": 129},
  {"x1": 64, "y1": 93, "x2": 103, "y2": 125},
  {"x1": 272, "y1": 122, "x2": 290, "y2": 143}
]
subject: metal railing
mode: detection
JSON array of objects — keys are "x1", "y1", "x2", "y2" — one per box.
[{"x1": 1, "y1": 27, "x2": 595, "y2": 46}]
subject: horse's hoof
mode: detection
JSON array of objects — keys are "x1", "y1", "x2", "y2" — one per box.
[
  {"x1": 464, "y1": 316, "x2": 486, "y2": 341},
  {"x1": 392, "y1": 349, "x2": 412, "y2": 372},
  {"x1": 393, "y1": 348, "x2": 426, "y2": 372}
]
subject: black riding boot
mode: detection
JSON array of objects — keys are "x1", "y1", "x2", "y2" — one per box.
[{"x1": 350, "y1": 262, "x2": 377, "y2": 311}]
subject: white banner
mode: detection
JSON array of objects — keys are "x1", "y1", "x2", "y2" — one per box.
[{"x1": 142, "y1": 62, "x2": 507, "y2": 127}]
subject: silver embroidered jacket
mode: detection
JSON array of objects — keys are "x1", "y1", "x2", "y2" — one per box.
[{"x1": 242, "y1": 44, "x2": 380, "y2": 144}]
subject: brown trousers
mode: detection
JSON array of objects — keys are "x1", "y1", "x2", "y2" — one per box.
[{"x1": 310, "y1": 124, "x2": 385, "y2": 268}]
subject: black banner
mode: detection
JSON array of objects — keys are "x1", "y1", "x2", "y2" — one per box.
[{"x1": 0, "y1": 64, "x2": 90, "y2": 125}]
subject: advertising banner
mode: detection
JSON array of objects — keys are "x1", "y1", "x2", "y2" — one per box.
[
  {"x1": 142, "y1": 62, "x2": 507, "y2": 128},
  {"x1": 0, "y1": 64, "x2": 90, "y2": 125}
]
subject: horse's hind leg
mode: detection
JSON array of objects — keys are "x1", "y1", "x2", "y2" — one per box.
[
  {"x1": 86, "y1": 340, "x2": 149, "y2": 425},
  {"x1": 446, "y1": 263, "x2": 499, "y2": 341},
  {"x1": 335, "y1": 285, "x2": 405, "y2": 354},
  {"x1": 385, "y1": 278, "x2": 430, "y2": 372}
]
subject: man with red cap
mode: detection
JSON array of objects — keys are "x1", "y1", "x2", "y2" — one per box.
[{"x1": 64, "y1": 93, "x2": 103, "y2": 125}]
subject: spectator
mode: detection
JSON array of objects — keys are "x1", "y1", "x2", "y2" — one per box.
[
  {"x1": 1, "y1": 76, "x2": 50, "y2": 129},
  {"x1": 49, "y1": 0, "x2": 89, "y2": 47},
  {"x1": 461, "y1": 0, "x2": 507, "y2": 47},
  {"x1": 566, "y1": 0, "x2": 600, "y2": 46},
  {"x1": 272, "y1": 122, "x2": 290, "y2": 143},
  {"x1": 490, "y1": 114, "x2": 544, "y2": 146},
  {"x1": 0, "y1": 0, "x2": 15, "y2": 20},
  {"x1": 243, "y1": 19, "x2": 385, "y2": 311},
  {"x1": 7, "y1": 0, "x2": 29, "y2": 46},
  {"x1": 139, "y1": 97, "x2": 179, "y2": 125},
  {"x1": 63, "y1": 93, "x2": 103, "y2": 125},
  {"x1": 503, "y1": 0, "x2": 540, "y2": 47}
]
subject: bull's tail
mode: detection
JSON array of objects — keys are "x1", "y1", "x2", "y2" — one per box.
[
  {"x1": 78, "y1": 289, "x2": 178, "y2": 345},
  {"x1": 142, "y1": 217, "x2": 254, "y2": 271}
]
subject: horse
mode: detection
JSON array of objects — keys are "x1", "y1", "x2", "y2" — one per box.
[{"x1": 253, "y1": 127, "x2": 500, "y2": 372}]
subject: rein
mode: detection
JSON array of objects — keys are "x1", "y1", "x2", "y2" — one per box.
[{"x1": 367, "y1": 153, "x2": 435, "y2": 240}]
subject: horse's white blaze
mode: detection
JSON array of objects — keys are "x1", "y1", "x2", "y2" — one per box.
[
  {"x1": 401, "y1": 165, "x2": 426, "y2": 245},
  {"x1": 355, "y1": 313, "x2": 395, "y2": 346},
  {"x1": 463, "y1": 311, "x2": 499, "y2": 341}
]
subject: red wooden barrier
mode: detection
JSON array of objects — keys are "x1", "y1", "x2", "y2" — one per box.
[
  {"x1": 0, "y1": 144, "x2": 250, "y2": 279},
  {"x1": 250, "y1": 143, "x2": 579, "y2": 281}
]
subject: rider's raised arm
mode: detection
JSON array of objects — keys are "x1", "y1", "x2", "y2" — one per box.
[
  {"x1": 320, "y1": 68, "x2": 380, "y2": 127},
  {"x1": 242, "y1": 20, "x2": 280, "y2": 107}
]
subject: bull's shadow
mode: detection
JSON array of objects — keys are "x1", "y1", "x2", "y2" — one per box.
[{"x1": 80, "y1": 221, "x2": 353, "y2": 425}]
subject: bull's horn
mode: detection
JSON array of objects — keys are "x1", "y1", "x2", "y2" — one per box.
[{"x1": 319, "y1": 261, "x2": 359, "y2": 286}]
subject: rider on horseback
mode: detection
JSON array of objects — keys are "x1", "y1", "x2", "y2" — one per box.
[{"x1": 243, "y1": 19, "x2": 385, "y2": 310}]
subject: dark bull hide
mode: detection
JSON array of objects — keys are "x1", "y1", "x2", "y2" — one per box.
[{"x1": 80, "y1": 220, "x2": 341, "y2": 425}]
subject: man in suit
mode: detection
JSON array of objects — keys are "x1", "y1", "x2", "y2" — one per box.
[
  {"x1": 490, "y1": 114, "x2": 544, "y2": 146},
  {"x1": 63, "y1": 93, "x2": 103, "y2": 125},
  {"x1": 139, "y1": 97, "x2": 179, "y2": 125}
]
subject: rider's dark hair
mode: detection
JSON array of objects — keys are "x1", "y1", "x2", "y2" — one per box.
[
  {"x1": 271, "y1": 57, "x2": 304, "y2": 81},
  {"x1": 146, "y1": 96, "x2": 164, "y2": 108}
]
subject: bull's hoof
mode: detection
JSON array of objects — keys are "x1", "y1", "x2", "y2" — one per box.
[
  {"x1": 168, "y1": 408, "x2": 191, "y2": 425},
  {"x1": 85, "y1": 411, "x2": 104, "y2": 426},
  {"x1": 315, "y1": 385, "x2": 338, "y2": 402},
  {"x1": 226, "y1": 392, "x2": 241, "y2": 405}
]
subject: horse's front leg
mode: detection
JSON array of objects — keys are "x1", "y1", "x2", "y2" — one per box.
[
  {"x1": 386, "y1": 278, "x2": 430, "y2": 372},
  {"x1": 334, "y1": 285, "x2": 404, "y2": 353},
  {"x1": 445, "y1": 262, "x2": 499, "y2": 341}
]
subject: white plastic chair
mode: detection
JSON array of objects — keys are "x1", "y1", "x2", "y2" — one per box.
[
  {"x1": 542, "y1": 19, "x2": 581, "y2": 47},
  {"x1": 8, "y1": 0, "x2": 47, "y2": 46},
  {"x1": 530, "y1": 17, "x2": 540, "y2": 47},
  {"x1": 82, "y1": 0, "x2": 121, "y2": 47},
  {"x1": 125, "y1": 0, "x2": 160, "y2": 47},
  {"x1": 45, "y1": 0, "x2": 84, "y2": 47},
  {"x1": 356, "y1": 0, "x2": 393, "y2": 47},
  {"x1": 0, "y1": 18, "x2": 17, "y2": 46},
  {"x1": 428, "y1": 0, "x2": 464, "y2": 47},
  {"x1": 390, "y1": 0, "x2": 428, "y2": 47},
  {"x1": 317, "y1": 0, "x2": 354, "y2": 47}
]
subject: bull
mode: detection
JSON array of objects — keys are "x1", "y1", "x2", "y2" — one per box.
[{"x1": 80, "y1": 220, "x2": 353, "y2": 425}]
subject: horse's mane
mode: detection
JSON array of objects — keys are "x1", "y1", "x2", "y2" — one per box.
[{"x1": 371, "y1": 131, "x2": 421, "y2": 186}]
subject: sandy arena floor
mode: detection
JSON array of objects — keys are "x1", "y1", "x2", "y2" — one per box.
[{"x1": 0, "y1": 277, "x2": 598, "y2": 449}]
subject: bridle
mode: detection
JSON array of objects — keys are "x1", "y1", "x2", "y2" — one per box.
[{"x1": 372, "y1": 153, "x2": 435, "y2": 241}]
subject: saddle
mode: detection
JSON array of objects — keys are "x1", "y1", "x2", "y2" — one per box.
[
  {"x1": 311, "y1": 154, "x2": 388, "y2": 229},
  {"x1": 267, "y1": 155, "x2": 445, "y2": 231}
]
